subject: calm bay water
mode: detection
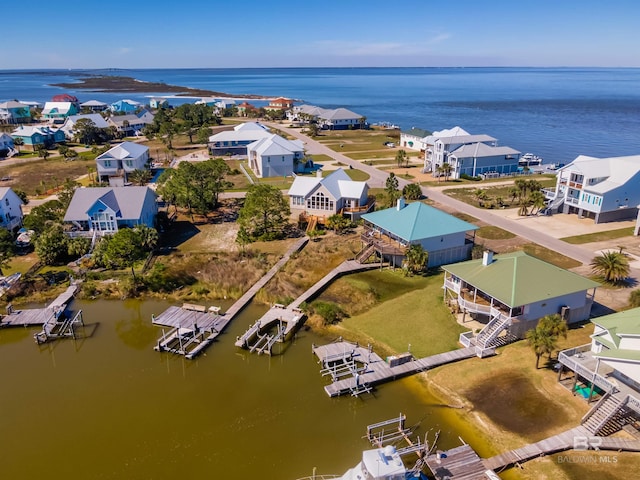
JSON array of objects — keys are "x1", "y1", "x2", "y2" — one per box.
[
  {"x1": 2, "y1": 67, "x2": 640, "y2": 165},
  {"x1": 0, "y1": 298, "x2": 488, "y2": 480}
]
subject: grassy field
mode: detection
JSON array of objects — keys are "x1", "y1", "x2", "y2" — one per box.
[
  {"x1": 0, "y1": 157, "x2": 96, "y2": 195},
  {"x1": 444, "y1": 177, "x2": 558, "y2": 208},
  {"x1": 477, "y1": 225, "x2": 517, "y2": 240},
  {"x1": 561, "y1": 227, "x2": 635, "y2": 244},
  {"x1": 325, "y1": 270, "x2": 466, "y2": 358}
]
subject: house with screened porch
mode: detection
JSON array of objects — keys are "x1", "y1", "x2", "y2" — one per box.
[{"x1": 443, "y1": 250, "x2": 599, "y2": 356}]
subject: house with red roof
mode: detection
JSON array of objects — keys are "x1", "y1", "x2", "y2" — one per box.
[{"x1": 265, "y1": 97, "x2": 295, "y2": 111}]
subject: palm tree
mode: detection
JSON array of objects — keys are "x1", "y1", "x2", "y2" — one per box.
[
  {"x1": 526, "y1": 325, "x2": 556, "y2": 369},
  {"x1": 590, "y1": 251, "x2": 630, "y2": 285},
  {"x1": 396, "y1": 149, "x2": 407, "y2": 168},
  {"x1": 629, "y1": 289, "x2": 640, "y2": 308},
  {"x1": 403, "y1": 244, "x2": 428, "y2": 275},
  {"x1": 530, "y1": 190, "x2": 547, "y2": 214},
  {"x1": 441, "y1": 163, "x2": 452, "y2": 181}
]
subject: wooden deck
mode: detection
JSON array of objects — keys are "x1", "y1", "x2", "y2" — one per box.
[
  {"x1": 153, "y1": 236, "x2": 309, "y2": 359},
  {"x1": 0, "y1": 284, "x2": 79, "y2": 327},
  {"x1": 425, "y1": 444, "x2": 488, "y2": 480},
  {"x1": 313, "y1": 341, "x2": 477, "y2": 397}
]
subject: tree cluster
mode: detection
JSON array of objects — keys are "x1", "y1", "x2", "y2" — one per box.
[
  {"x1": 526, "y1": 314, "x2": 568, "y2": 368},
  {"x1": 144, "y1": 103, "x2": 221, "y2": 146},
  {"x1": 237, "y1": 184, "x2": 290, "y2": 242},
  {"x1": 156, "y1": 159, "x2": 232, "y2": 216}
]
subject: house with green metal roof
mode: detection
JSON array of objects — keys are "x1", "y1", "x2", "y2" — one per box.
[
  {"x1": 442, "y1": 250, "x2": 599, "y2": 353},
  {"x1": 557, "y1": 309, "x2": 640, "y2": 426},
  {"x1": 358, "y1": 200, "x2": 477, "y2": 268}
]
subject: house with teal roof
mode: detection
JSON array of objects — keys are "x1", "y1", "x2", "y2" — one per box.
[
  {"x1": 359, "y1": 200, "x2": 477, "y2": 268},
  {"x1": 443, "y1": 250, "x2": 599, "y2": 354}
]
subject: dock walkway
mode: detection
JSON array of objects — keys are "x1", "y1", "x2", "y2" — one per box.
[
  {"x1": 484, "y1": 426, "x2": 640, "y2": 471},
  {"x1": 0, "y1": 284, "x2": 79, "y2": 327},
  {"x1": 153, "y1": 236, "x2": 308, "y2": 359},
  {"x1": 313, "y1": 341, "x2": 477, "y2": 397}
]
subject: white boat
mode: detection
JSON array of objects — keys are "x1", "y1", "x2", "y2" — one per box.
[
  {"x1": 337, "y1": 445, "x2": 425, "y2": 480},
  {"x1": 519, "y1": 153, "x2": 543, "y2": 166}
]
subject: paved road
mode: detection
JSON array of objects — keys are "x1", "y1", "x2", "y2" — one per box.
[{"x1": 267, "y1": 123, "x2": 622, "y2": 269}]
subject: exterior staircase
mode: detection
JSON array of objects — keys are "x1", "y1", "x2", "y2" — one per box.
[
  {"x1": 475, "y1": 312, "x2": 511, "y2": 349},
  {"x1": 582, "y1": 394, "x2": 626, "y2": 436},
  {"x1": 355, "y1": 243, "x2": 376, "y2": 263},
  {"x1": 306, "y1": 216, "x2": 318, "y2": 232}
]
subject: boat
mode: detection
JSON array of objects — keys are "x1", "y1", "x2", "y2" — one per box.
[
  {"x1": 336, "y1": 444, "x2": 428, "y2": 480},
  {"x1": 15, "y1": 228, "x2": 34, "y2": 249},
  {"x1": 519, "y1": 153, "x2": 543, "y2": 166}
]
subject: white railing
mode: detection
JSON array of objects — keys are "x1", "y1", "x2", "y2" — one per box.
[
  {"x1": 456, "y1": 296, "x2": 492, "y2": 315},
  {"x1": 626, "y1": 394, "x2": 640, "y2": 415},
  {"x1": 558, "y1": 350, "x2": 617, "y2": 393},
  {"x1": 443, "y1": 278, "x2": 461, "y2": 293},
  {"x1": 459, "y1": 331, "x2": 474, "y2": 348}
]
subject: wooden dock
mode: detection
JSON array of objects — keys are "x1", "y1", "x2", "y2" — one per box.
[
  {"x1": 313, "y1": 341, "x2": 477, "y2": 397},
  {"x1": 425, "y1": 444, "x2": 490, "y2": 480},
  {"x1": 484, "y1": 426, "x2": 640, "y2": 471},
  {"x1": 289, "y1": 259, "x2": 383, "y2": 309},
  {"x1": 234, "y1": 304, "x2": 303, "y2": 355},
  {"x1": 152, "y1": 236, "x2": 308, "y2": 359},
  {"x1": 0, "y1": 284, "x2": 79, "y2": 328}
]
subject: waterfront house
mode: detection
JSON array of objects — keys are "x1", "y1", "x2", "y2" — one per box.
[
  {"x1": 443, "y1": 251, "x2": 599, "y2": 352},
  {"x1": 247, "y1": 134, "x2": 304, "y2": 178},
  {"x1": 208, "y1": 121, "x2": 271, "y2": 156},
  {"x1": 237, "y1": 101, "x2": 258, "y2": 117},
  {"x1": 11, "y1": 125, "x2": 65, "y2": 150},
  {"x1": 0, "y1": 187, "x2": 24, "y2": 232},
  {"x1": 399, "y1": 127, "x2": 431, "y2": 152},
  {"x1": 265, "y1": 97, "x2": 295, "y2": 111},
  {"x1": 360, "y1": 200, "x2": 477, "y2": 268},
  {"x1": 149, "y1": 98, "x2": 169, "y2": 109},
  {"x1": 96, "y1": 141, "x2": 150, "y2": 184},
  {"x1": 79, "y1": 100, "x2": 109, "y2": 112},
  {"x1": 0, "y1": 133, "x2": 15, "y2": 157},
  {"x1": 60, "y1": 114, "x2": 111, "y2": 140},
  {"x1": 41, "y1": 101, "x2": 79, "y2": 121},
  {"x1": 287, "y1": 104, "x2": 366, "y2": 130},
  {"x1": 543, "y1": 154, "x2": 640, "y2": 224},
  {"x1": 107, "y1": 110, "x2": 154, "y2": 137},
  {"x1": 557, "y1": 308, "x2": 640, "y2": 432},
  {"x1": 64, "y1": 186, "x2": 157, "y2": 237},
  {"x1": 0, "y1": 100, "x2": 32, "y2": 124},
  {"x1": 425, "y1": 126, "x2": 520, "y2": 179},
  {"x1": 288, "y1": 168, "x2": 372, "y2": 221},
  {"x1": 109, "y1": 99, "x2": 140, "y2": 113}
]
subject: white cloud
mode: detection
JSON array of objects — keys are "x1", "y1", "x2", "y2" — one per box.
[{"x1": 116, "y1": 47, "x2": 132, "y2": 55}]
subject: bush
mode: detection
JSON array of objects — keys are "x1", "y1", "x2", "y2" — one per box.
[
  {"x1": 460, "y1": 173, "x2": 482, "y2": 181},
  {"x1": 313, "y1": 301, "x2": 348, "y2": 325}
]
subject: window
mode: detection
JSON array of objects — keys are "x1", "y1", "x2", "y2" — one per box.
[
  {"x1": 307, "y1": 191, "x2": 334, "y2": 211},
  {"x1": 104, "y1": 160, "x2": 112, "y2": 167}
]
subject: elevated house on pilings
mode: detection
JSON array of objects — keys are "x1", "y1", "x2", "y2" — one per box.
[
  {"x1": 443, "y1": 251, "x2": 599, "y2": 356},
  {"x1": 357, "y1": 199, "x2": 477, "y2": 267},
  {"x1": 558, "y1": 308, "x2": 640, "y2": 436}
]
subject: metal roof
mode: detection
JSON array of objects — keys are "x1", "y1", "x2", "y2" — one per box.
[
  {"x1": 64, "y1": 186, "x2": 154, "y2": 222},
  {"x1": 442, "y1": 251, "x2": 600, "y2": 307},
  {"x1": 362, "y1": 202, "x2": 478, "y2": 242}
]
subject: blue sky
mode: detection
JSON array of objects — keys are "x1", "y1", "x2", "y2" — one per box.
[{"x1": 7, "y1": 0, "x2": 640, "y2": 69}]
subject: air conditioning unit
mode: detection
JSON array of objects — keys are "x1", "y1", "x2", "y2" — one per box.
[{"x1": 560, "y1": 306, "x2": 570, "y2": 320}]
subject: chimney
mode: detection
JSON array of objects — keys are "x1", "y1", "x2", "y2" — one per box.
[
  {"x1": 482, "y1": 250, "x2": 494, "y2": 266},
  {"x1": 396, "y1": 197, "x2": 406, "y2": 211},
  {"x1": 316, "y1": 169, "x2": 323, "y2": 178}
]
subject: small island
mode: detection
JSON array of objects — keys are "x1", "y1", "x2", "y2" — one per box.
[{"x1": 51, "y1": 74, "x2": 269, "y2": 99}]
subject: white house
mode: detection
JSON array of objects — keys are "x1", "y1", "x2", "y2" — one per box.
[
  {"x1": 425, "y1": 126, "x2": 520, "y2": 179},
  {"x1": 443, "y1": 251, "x2": 600, "y2": 354},
  {"x1": 558, "y1": 308, "x2": 640, "y2": 432},
  {"x1": 360, "y1": 200, "x2": 478, "y2": 268},
  {"x1": 208, "y1": 122, "x2": 271, "y2": 156},
  {"x1": 60, "y1": 114, "x2": 111, "y2": 140},
  {"x1": 288, "y1": 168, "x2": 371, "y2": 220},
  {"x1": 399, "y1": 127, "x2": 431, "y2": 152},
  {"x1": 0, "y1": 187, "x2": 24, "y2": 231},
  {"x1": 63, "y1": 186, "x2": 157, "y2": 238},
  {"x1": 41, "y1": 101, "x2": 78, "y2": 121},
  {"x1": 107, "y1": 110, "x2": 154, "y2": 137},
  {"x1": 287, "y1": 104, "x2": 365, "y2": 130},
  {"x1": 544, "y1": 154, "x2": 640, "y2": 224},
  {"x1": 79, "y1": 100, "x2": 109, "y2": 112},
  {"x1": 247, "y1": 134, "x2": 304, "y2": 178},
  {"x1": 95, "y1": 142, "x2": 150, "y2": 183}
]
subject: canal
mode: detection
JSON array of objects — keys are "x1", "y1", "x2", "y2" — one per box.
[{"x1": 0, "y1": 298, "x2": 499, "y2": 479}]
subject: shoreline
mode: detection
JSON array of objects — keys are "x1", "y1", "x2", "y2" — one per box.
[{"x1": 50, "y1": 74, "x2": 271, "y2": 100}]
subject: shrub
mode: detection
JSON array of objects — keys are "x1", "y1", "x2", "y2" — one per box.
[{"x1": 313, "y1": 301, "x2": 348, "y2": 325}]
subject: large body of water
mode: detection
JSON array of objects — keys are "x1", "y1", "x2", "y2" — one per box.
[
  {"x1": 2, "y1": 67, "x2": 640, "y2": 165},
  {"x1": 0, "y1": 298, "x2": 492, "y2": 480}
]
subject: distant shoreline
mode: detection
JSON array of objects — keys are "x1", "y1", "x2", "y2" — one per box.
[{"x1": 50, "y1": 74, "x2": 270, "y2": 100}]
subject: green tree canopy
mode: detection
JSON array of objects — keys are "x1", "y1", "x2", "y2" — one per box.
[
  {"x1": 590, "y1": 251, "x2": 630, "y2": 285},
  {"x1": 326, "y1": 214, "x2": 352, "y2": 234},
  {"x1": 402, "y1": 244, "x2": 429, "y2": 275},
  {"x1": 237, "y1": 184, "x2": 290, "y2": 241},
  {"x1": 156, "y1": 159, "x2": 232, "y2": 215},
  {"x1": 526, "y1": 314, "x2": 568, "y2": 368},
  {"x1": 23, "y1": 199, "x2": 65, "y2": 233},
  {"x1": 34, "y1": 224, "x2": 68, "y2": 265},
  {"x1": 402, "y1": 183, "x2": 422, "y2": 201},
  {"x1": 385, "y1": 172, "x2": 400, "y2": 207}
]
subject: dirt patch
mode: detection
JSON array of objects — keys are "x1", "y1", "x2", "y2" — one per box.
[{"x1": 464, "y1": 371, "x2": 569, "y2": 438}]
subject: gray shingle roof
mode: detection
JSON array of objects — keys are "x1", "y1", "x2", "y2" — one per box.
[{"x1": 64, "y1": 186, "x2": 154, "y2": 222}]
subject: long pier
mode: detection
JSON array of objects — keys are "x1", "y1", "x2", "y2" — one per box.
[
  {"x1": 153, "y1": 236, "x2": 309, "y2": 358},
  {"x1": 313, "y1": 341, "x2": 477, "y2": 397}
]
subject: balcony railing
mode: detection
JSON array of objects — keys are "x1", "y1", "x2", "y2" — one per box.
[{"x1": 558, "y1": 347, "x2": 617, "y2": 393}]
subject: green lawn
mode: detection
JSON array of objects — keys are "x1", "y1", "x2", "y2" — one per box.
[
  {"x1": 561, "y1": 227, "x2": 635, "y2": 244},
  {"x1": 477, "y1": 226, "x2": 516, "y2": 240},
  {"x1": 332, "y1": 271, "x2": 466, "y2": 358}
]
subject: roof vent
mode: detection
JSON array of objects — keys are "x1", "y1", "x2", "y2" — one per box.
[
  {"x1": 482, "y1": 250, "x2": 493, "y2": 266},
  {"x1": 397, "y1": 197, "x2": 406, "y2": 211}
]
